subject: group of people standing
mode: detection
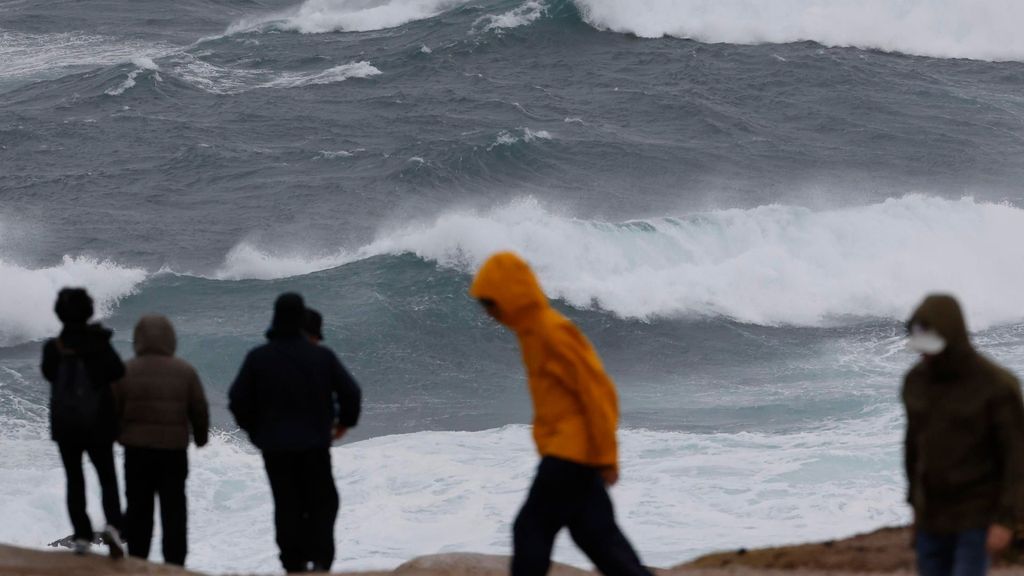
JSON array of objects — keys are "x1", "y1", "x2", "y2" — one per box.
[
  {"x1": 40, "y1": 252, "x2": 1024, "y2": 576},
  {"x1": 41, "y1": 288, "x2": 361, "y2": 573}
]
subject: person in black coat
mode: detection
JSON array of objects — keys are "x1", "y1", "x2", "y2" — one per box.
[
  {"x1": 229, "y1": 293, "x2": 362, "y2": 573},
  {"x1": 40, "y1": 288, "x2": 126, "y2": 558}
]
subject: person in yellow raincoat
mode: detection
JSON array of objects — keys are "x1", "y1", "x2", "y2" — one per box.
[{"x1": 470, "y1": 252, "x2": 652, "y2": 576}]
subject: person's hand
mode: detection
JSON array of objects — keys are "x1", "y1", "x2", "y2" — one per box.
[
  {"x1": 987, "y1": 524, "x2": 1014, "y2": 556},
  {"x1": 332, "y1": 426, "x2": 348, "y2": 442},
  {"x1": 600, "y1": 467, "x2": 619, "y2": 487}
]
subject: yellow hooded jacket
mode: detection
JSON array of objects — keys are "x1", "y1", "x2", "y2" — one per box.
[{"x1": 470, "y1": 252, "x2": 619, "y2": 469}]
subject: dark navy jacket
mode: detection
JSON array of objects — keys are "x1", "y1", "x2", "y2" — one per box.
[{"x1": 228, "y1": 336, "x2": 362, "y2": 451}]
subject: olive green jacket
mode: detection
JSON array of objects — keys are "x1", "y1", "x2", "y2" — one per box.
[{"x1": 903, "y1": 295, "x2": 1024, "y2": 533}]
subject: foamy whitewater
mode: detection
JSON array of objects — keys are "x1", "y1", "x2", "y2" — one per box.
[{"x1": 3, "y1": 0, "x2": 1024, "y2": 572}]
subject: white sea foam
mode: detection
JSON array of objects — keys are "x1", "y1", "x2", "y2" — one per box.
[
  {"x1": 266, "y1": 61, "x2": 382, "y2": 88},
  {"x1": 170, "y1": 55, "x2": 379, "y2": 94},
  {"x1": 572, "y1": 0, "x2": 1024, "y2": 62},
  {"x1": 104, "y1": 56, "x2": 161, "y2": 96},
  {"x1": 0, "y1": 411, "x2": 906, "y2": 573},
  {"x1": 474, "y1": 1, "x2": 548, "y2": 33},
  {"x1": 487, "y1": 127, "x2": 553, "y2": 149},
  {"x1": 0, "y1": 31, "x2": 173, "y2": 83},
  {"x1": 0, "y1": 256, "x2": 148, "y2": 347},
  {"x1": 214, "y1": 195, "x2": 1024, "y2": 329},
  {"x1": 227, "y1": 0, "x2": 471, "y2": 35},
  {"x1": 318, "y1": 150, "x2": 356, "y2": 159}
]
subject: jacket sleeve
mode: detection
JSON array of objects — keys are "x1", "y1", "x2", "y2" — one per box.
[
  {"x1": 993, "y1": 376, "x2": 1024, "y2": 528},
  {"x1": 902, "y1": 381, "x2": 918, "y2": 506},
  {"x1": 188, "y1": 367, "x2": 211, "y2": 447},
  {"x1": 331, "y1": 353, "x2": 362, "y2": 428},
  {"x1": 228, "y1": 353, "x2": 258, "y2": 434},
  {"x1": 112, "y1": 375, "x2": 126, "y2": 425},
  {"x1": 549, "y1": 326, "x2": 619, "y2": 469},
  {"x1": 41, "y1": 339, "x2": 58, "y2": 383},
  {"x1": 99, "y1": 338, "x2": 126, "y2": 385}
]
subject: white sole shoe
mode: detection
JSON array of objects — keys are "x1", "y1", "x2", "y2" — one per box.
[{"x1": 103, "y1": 526, "x2": 125, "y2": 560}]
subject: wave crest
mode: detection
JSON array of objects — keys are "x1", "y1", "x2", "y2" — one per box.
[
  {"x1": 379, "y1": 195, "x2": 1024, "y2": 327},
  {"x1": 572, "y1": 0, "x2": 1024, "y2": 62},
  {"x1": 227, "y1": 0, "x2": 471, "y2": 35},
  {"x1": 214, "y1": 195, "x2": 1024, "y2": 329},
  {"x1": 0, "y1": 256, "x2": 148, "y2": 347}
]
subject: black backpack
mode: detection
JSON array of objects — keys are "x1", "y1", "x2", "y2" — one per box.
[{"x1": 51, "y1": 340, "x2": 102, "y2": 439}]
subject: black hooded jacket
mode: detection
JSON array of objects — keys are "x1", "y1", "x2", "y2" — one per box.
[
  {"x1": 903, "y1": 295, "x2": 1024, "y2": 532},
  {"x1": 40, "y1": 323, "x2": 126, "y2": 444},
  {"x1": 228, "y1": 296, "x2": 362, "y2": 452}
]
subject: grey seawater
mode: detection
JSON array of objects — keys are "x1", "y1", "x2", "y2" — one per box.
[
  {"x1": 5, "y1": 1, "x2": 1024, "y2": 570},
  {"x1": 2, "y1": 0, "x2": 1024, "y2": 455},
  {"x1": 4, "y1": 0, "x2": 1024, "y2": 268}
]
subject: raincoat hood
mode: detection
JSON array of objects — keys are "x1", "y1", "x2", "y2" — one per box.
[
  {"x1": 469, "y1": 252, "x2": 549, "y2": 332},
  {"x1": 908, "y1": 294, "x2": 972, "y2": 356},
  {"x1": 133, "y1": 314, "x2": 177, "y2": 357}
]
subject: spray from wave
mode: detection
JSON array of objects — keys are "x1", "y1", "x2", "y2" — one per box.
[
  {"x1": 0, "y1": 256, "x2": 148, "y2": 347},
  {"x1": 572, "y1": 0, "x2": 1024, "y2": 62},
  {"x1": 226, "y1": 0, "x2": 471, "y2": 35},
  {"x1": 217, "y1": 195, "x2": 1024, "y2": 329}
]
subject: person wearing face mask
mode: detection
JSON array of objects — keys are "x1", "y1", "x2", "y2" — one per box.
[{"x1": 903, "y1": 295, "x2": 1024, "y2": 576}]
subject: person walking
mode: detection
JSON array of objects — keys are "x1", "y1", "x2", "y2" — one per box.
[
  {"x1": 113, "y1": 315, "x2": 209, "y2": 566},
  {"x1": 469, "y1": 252, "x2": 652, "y2": 576},
  {"x1": 40, "y1": 288, "x2": 126, "y2": 558},
  {"x1": 904, "y1": 295, "x2": 1024, "y2": 576},
  {"x1": 229, "y1": 293, "x2": 362, "y2": 573}
]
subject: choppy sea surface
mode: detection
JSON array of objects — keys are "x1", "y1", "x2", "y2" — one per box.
[{"x1": 3, "y1": 0, "x2": 1024, "y2": 571}]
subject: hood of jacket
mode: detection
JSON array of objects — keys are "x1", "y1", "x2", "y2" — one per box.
[
  {"x1": 908, "y1": 294, "x2": 975, "y2": 377},
  {"x1": 908, "y1": 295, "x2": 972, "y2": 354},
  {"x1": 266, "y1": 292, "x2": 306, "y2": 340},
  {"x1": 469, "y1": 252, "x2": 549, "y2": 333},
  {"x1": 133, "y1": 315, "x2": 177, "y2": 357}
]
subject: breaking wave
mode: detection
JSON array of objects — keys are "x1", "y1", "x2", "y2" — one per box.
[
  {"x1": 9, "y1": 195, "x2": 1023, "y2": 345},
  {"x1": 0, "y1": 256, "x2": 148, "y2": 347},
  {"x1": 572, "y1": 0, "x2": 1024, "y2": 62},
  {"x1": 213, "y1": 195, "x2": 1024, "y2": 329},
  {"x1": 226, "y1": 0, "x2": 472, "y2": 35}
]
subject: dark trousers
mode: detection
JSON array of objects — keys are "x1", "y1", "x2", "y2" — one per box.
[
  {"x1": 263, "y1": 449, "x2": 339, "y2": 573},
  {"x1": 124, "y1": 447, "x2": 189, "y2": 565},
  {"x1": 512, "y1": 457, "x2": 652, "y2": 576},
  {"x1": 916, "y1": 528, "x2": 989, "y2": 576},
  {"x1": 57, "y1": 441, "x2": 123, "y2": 541}
]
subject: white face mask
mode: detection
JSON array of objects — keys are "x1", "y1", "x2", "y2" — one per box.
[{"x1": 907, "y1": 325, "x2": 947, "y2": 356}]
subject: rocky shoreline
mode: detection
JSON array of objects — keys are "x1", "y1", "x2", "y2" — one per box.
[{"x1": 6, "y1": 527, "x2": 1024, "y2": 576}]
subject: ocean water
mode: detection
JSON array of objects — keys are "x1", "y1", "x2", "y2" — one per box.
[{"x1": 3, "y1": 0, "x2": 1024, "y2": 572}]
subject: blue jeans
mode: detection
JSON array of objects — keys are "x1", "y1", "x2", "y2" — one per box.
[{"x1": 916, "y1": 528, "x2": 989, "y2": 576}]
